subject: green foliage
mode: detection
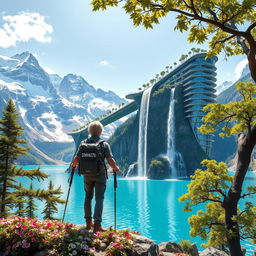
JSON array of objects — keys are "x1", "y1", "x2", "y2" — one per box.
[
  {"x1": 91, "y1": 0, "x2": 256, "y2": 60},
  {"x1": 0, "y1": 99, "x2": 65, "y2": 219},
  {"x1": 199, "y1": 82, "x2": 256, "y2": 137},
  {"x1": 178, "y1": 240, "x2": 194, "y2": 255},
  {"x1": 148, "y1": 157, "x2": 170, "y2": 179},
  {"x1": 152, "y1": 84, "x2": 171, "y2": 97},
  {"x1": 179, "y1": 159, "x2": 256, "y2": 248},
  {"x1": 25, "y1": 183, "x2": 37, "y2": 219},
  {"x1": 42, "y1": 180, "x2": 65, "y2": 220},
  {"x1": 0, "y1": 99, "x2": 49, "y2": 218}
]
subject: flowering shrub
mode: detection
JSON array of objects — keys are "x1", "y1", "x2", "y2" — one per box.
[{"x1": 0, "y1": 217, "x2": 136, "y2": 256}]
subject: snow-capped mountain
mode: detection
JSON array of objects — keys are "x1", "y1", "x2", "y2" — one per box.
[
  {"x1": 0, "y1": 52, "x2": 127, "y2": 164},
  {"x1": 215, "y1": 81, "x2": 233, "y2": 95},
  {"x1": 240, "y1": 63, "x2": 250, "y2": 78}
]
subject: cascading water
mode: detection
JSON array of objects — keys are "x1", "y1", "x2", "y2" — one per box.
[
  {"x1": 126, "y1": 163, "x2": 136, "y2": 177},
  {"x1": 166, "y1": 87, "x2": 186, "y2": 178},
  {"x1": 137, "y1": 87, "x2": 153, "y2": 177}
]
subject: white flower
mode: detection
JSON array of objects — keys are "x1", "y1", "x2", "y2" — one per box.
[
  {"x1": 69, "y1": 243, "x2": 76, "y2": 249},
  {"x1": 72, "y1": 250, "x2": 77, "y2": 255},
  {"x1": 83, "y1": 244, "x2": 89, "y2": 251},
  {"x1": 78, "y1": 235, "x2": 83, "y2": 240}
]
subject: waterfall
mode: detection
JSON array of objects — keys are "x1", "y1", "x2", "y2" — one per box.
[
  {"x1": 137, "y1": 87, "x2": 153, "y2": 177},
  {"x1": 166, "y1": 88, "x2": 176, "y2": 175},
  {"x1": 126, "y1": 163, "x2": 136, "y2": 177},
  {"x1": 166, "y1": 87, "x2": 186, "y2": 178}
]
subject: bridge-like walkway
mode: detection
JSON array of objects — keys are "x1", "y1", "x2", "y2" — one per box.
[{"x1": 68, "y1": 101, "x2": 138, "y2": 148}]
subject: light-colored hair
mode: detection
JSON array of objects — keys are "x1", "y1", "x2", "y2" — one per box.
[{"x1": 88, "y1": 121, "x2": 103, "y2": 136}]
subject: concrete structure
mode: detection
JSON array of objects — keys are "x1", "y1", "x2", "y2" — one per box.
[
  {"x1": 69, "y1": 101, "x2": 138, "y2": 147},
  {"x1": 69, "y1": 53, "x2": 217, "y2": 156}
]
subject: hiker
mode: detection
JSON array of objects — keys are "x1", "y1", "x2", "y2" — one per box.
[{"x1": 71, "y1": 121, "x2": 119, "y2": 232}]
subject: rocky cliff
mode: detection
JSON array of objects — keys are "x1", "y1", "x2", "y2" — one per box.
[{"x1": 109, "y1": 84, "x2": 208, "y2": 178}]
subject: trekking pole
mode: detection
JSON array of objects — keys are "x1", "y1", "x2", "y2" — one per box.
[
  {"x1": 114, "y1": 171, "x2": 117, "y2": 232},
  {"x1": 62, "y1": 167, "x2": 75, "y2": 223}
]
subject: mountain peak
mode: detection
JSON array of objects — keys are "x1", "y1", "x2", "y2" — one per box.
[
  {"x1": 12, "y1": 51, "x2": 40, "y2": 68},
  {"x1": 63, "y1": 73, "x2": 90, "y2": 85},
  {"x1": 12, "y1": 51, "x2": 33, "y2": 61}
]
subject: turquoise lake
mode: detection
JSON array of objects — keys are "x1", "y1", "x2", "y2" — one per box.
[{"x1": 20, "y1": 165, "x2": 256, "y2": 254}]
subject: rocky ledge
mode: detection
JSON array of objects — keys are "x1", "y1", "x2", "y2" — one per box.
[
  {"x1": 1, "y1": 217, "x2": 253, "y2": 256},
  {"x1": 34, "y1": 226, "x2": 231, "y2": 256}
]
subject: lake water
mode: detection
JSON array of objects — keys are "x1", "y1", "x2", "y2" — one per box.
[{"x1": 20, "y1": 165, "x2": 256, "y2": 254}]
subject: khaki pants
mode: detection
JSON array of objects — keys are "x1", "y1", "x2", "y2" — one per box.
[{"x1": 83, "y1": 172, "x2": 106, "y2": 225}]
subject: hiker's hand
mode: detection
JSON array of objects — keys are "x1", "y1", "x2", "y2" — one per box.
[
  {"x1": 113, "y1": 166, "x2": 119, "y2": 173},
  {"x1": 71, "y1": 163, "x2": 76, "y2": 171}
]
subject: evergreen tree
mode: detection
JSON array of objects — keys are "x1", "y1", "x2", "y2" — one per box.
[
  {"x1": 25, "y1": 183, "x2": 37, "y2": 219},
  {"x1": 42, "y1": 180, "x2": 65, "y2": 220},
  {"x1": 14, "y1": 183, "x2": 27, "y2": 217},
  {"x1": 0, "y1": 99, "x2": 48, "y2": 218}
]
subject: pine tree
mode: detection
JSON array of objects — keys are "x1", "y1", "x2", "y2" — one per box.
[
  {"x1": 25, "y1": 183, "x2": 37, "y2": 219},
  {"x1": 42, "y1": 180, "x2": 65, "y2": 220},
  {"x1": 14, "y1": 183, "x2": 28, "y2": 217},
  {"x1": 0, "y1": 99, "x2": 48, "y2": 218}
]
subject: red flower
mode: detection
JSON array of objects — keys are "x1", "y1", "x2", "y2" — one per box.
[
  {"x1": 21, "y1": 225, "x2": 27, "y2": 230},
  {"x1": 114, "y1": 243, "x2": 121, "y2": 248},
  {"x1": 47, "y1": 223, "x2": 52, "y2": 228}
]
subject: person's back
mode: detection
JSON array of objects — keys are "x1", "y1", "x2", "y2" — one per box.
[{"x1": 71, "y1": 121, "x2": 119, "y2": 232}]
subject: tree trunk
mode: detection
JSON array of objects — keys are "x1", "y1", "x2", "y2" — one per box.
[
  {"x1": 0, "y1": 145, "x2": 9, "y2": 218},
  {"x1": 247, "y1": 52, "x2": 256, "y2": 83},
  {"x1": 223, "y1": 131, "x2": 256, "y2": 256}
]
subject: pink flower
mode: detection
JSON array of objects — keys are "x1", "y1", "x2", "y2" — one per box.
[
  {"x1": 31, "y1": 238, "x2": 36, "y2": 242},
  {"x1": 22, "y1": 240, "x2": 30, "y2": 249},
  {"x1": 108, "y1": 233, "x2": 114, "y2": 239},
  {"x1": 95, "y1": 231, "x2": 101, "y2": 237},
  {"x1": 21, "y1": 225, "x2": 27, "y2": 230},
  {"x1": 28, "y1": 231, "x2": 33, "y2": 236},
  {"x1": 47, "y1": 223, "x2": 52, "y2": 228},
  {"x1": 114, "y1": 243, "x2": 121, "y2": 248},
  {"x1": 90, "y1": 248, "x2": 95, "y2": 252},
  {"x1": 17, "y1": 230, "x2": 24, "y2": 237}
]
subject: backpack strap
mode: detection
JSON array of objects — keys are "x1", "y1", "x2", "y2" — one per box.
[{"x1": 94, "y1": 139, "x2": 109, "y2": 179}]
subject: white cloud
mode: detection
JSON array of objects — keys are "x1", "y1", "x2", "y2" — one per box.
[
  {"x1": 235, "y1": 58, "x2": 248, "y2": 80},
  {"x1": 0, "y1": 12, "x2": 53, "y2": 48},
  {"x1": 99, "y1": 60, "x2": 110, "y2": 66}
]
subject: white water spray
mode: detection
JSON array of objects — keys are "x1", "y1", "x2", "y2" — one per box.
[
  {"x1": 166, "y1": 87, "x2": 186, "y2": 177},
  {"x1": 137, "y1": 87, "x2": 153, "y2": 177},
  {"x1": 126, "y1": 163, "x2": 136, "y2": 177}
]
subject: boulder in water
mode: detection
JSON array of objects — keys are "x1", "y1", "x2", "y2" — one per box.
[{"x1": 147, "y1": 156, "x2": 170, "y2": 179}]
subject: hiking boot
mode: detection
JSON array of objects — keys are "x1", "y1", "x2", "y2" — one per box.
[
  {"x1": 93, "y1": 224, "x2": 107, "y2": 233},
  {"x1": 86, "y1": 220, "x2": 94, "y2": 230}
]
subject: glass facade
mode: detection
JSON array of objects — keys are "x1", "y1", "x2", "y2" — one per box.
[
  {"x1": 181, "y1": 55, "x2": 217, "y2": 156},
  {"x1": 161, "y1": 53, "x2": 217, "y2": 156}
]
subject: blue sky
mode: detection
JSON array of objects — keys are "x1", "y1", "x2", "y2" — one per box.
[{"x1": 0, "y1": 0, "x2": 248, "y2": 97}]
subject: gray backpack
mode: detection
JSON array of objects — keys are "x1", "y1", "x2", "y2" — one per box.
[{"x1": 78, "y1": 139, "x2": 105, "y2": 176}]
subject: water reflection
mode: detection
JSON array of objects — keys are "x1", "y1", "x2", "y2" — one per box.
[{"x1": 17, "y1": 166, "x2": 256, "y2": 253}]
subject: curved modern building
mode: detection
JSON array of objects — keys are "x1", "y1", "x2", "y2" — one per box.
[
  {"x1": 69, "y1": 53, "x2": 217, "y2": 158},
  {"x1": 164, "y1": 54, "x2": 217, "y2": 155}
]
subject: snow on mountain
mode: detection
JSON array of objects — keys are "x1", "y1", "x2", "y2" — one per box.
[
  {"x1": 0, "y1": 52, "x2": 127, "y2": 164},
  {"x1": 215, "y1": 81, "x2": 233, "y2": 95},
  {"x1": 240, "y1": 63, "x2": 250, "y2": 79}
]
